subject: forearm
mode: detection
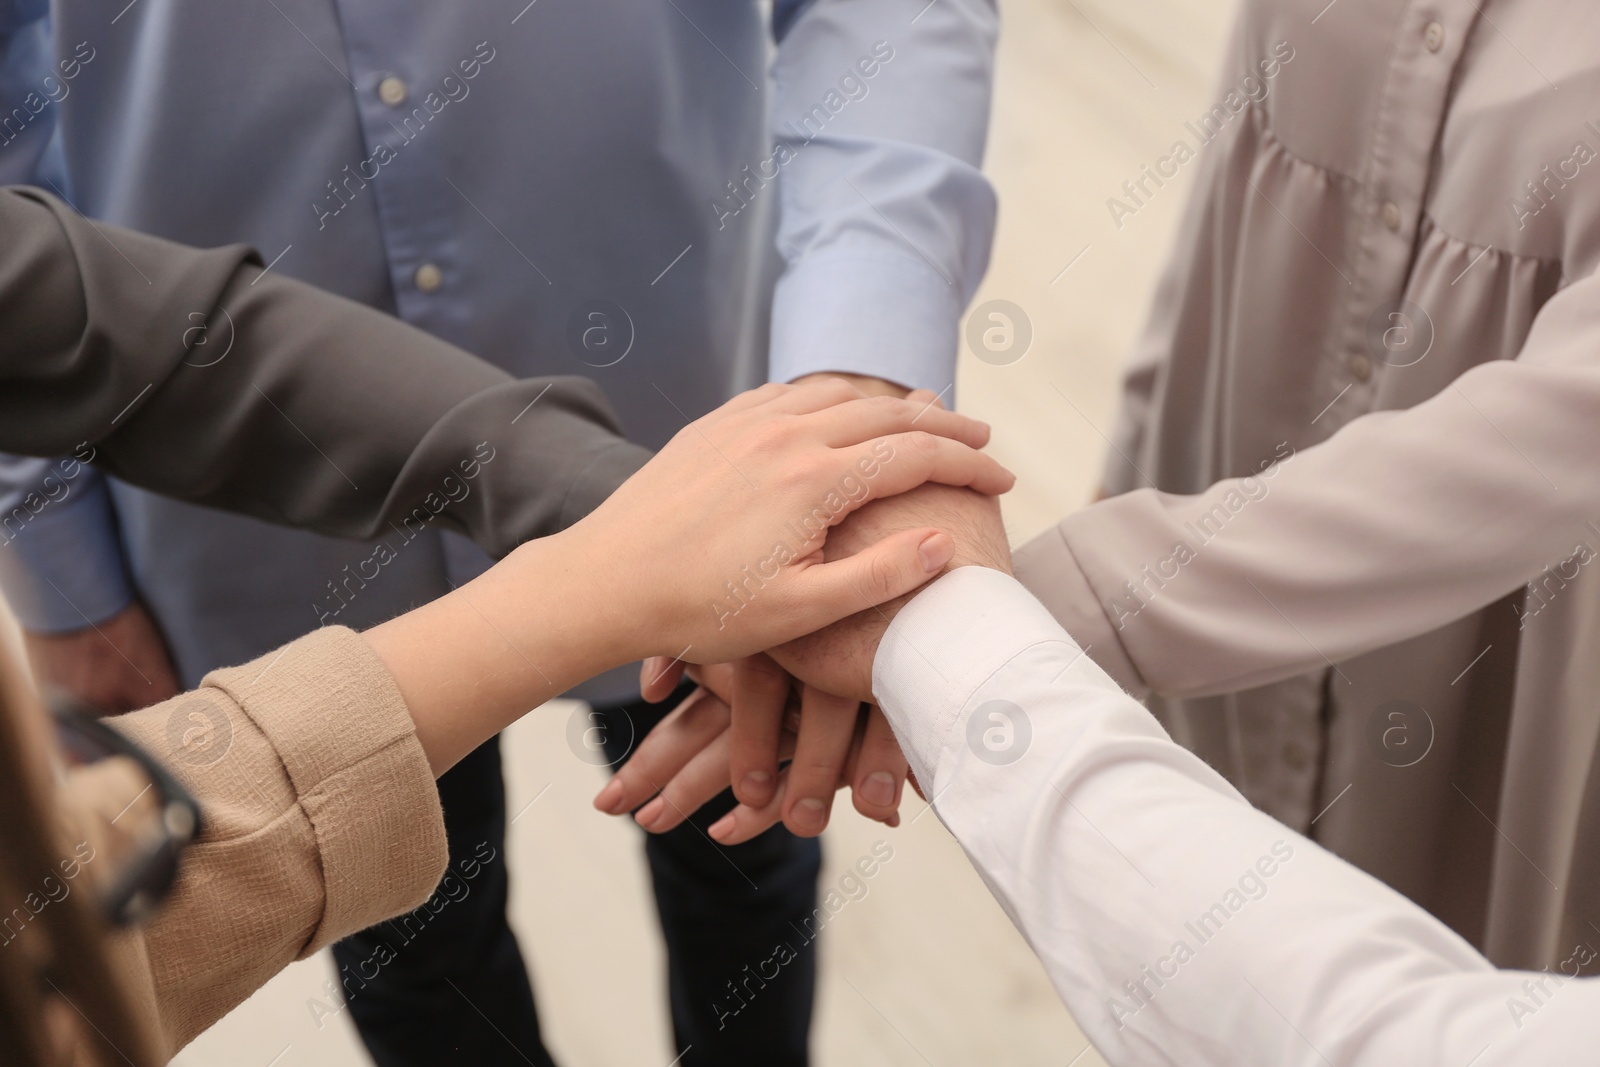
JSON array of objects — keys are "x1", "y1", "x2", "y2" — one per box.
[
  {"x1": 0, "y1": 186, "x2": 647, "y2": 559},
  {"x1": 116, "y1": 628, "x2": 447, "y2": 1048},
  {"x1": 874, "y1": 569, "x2": 1596, "y2": 1066},
  {"x1": 1018, "y1": 270, "x2": 1600, "y2": 698},
  {"x1": 363, "y1": 531, "x2": 627, "y2": 775}
]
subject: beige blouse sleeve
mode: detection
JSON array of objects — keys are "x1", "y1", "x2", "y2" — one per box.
[
  {"x1": 1015, "y1": 267, "x2": 1600, "y2": 699},
  {"x1": 112, "y1": 627, "x2": 446, "y2": 1053}
]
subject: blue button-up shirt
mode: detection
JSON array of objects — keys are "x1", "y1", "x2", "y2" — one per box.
[{"x1": 0, "y1": 0, "x2": 995, "y2": 693}]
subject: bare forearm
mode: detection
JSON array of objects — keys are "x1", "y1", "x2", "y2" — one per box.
[
  {"x1": 363, "y1": 532, "x2": 624, "y2": 775},
  {"x1": 363, "y1": 383, "x2": 1012, "y2": 776}
]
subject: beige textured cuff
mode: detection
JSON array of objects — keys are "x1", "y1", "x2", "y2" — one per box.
[
  {"x1": 1012, "y1": 521, "x2": 1146, "y2": 696},
  {"x1": 203, "y1": 627, "x2": 447, "y2": 955}
]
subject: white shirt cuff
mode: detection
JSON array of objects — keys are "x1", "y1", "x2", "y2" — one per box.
[{"x1": 871, "y1": 566, "x2": 1087, "y2": 789}]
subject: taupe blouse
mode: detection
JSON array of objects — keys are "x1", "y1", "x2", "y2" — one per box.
[{"x1": 1016, "y1": 0, "x2": 1600, "y2": 970}]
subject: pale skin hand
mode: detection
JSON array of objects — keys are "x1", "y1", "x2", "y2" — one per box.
[
  {"x1": 23, "y1": 602, "x2": 181, "y2": 714},
  {"x1": 598, "y1": 371, "x2": 929, "y2": 839},
  {"x1": 603, "y1": 375, "x2": 991, "y2": 841},
  {"x1": 362, "y1": 380, "x2": 1015, "y2": 775},
  {"x1": 598, "y1": 483, "x2": 1014, "y2": 844}
]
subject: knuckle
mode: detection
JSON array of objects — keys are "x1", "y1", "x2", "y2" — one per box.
[
  {"x1": 866, "y1": 552, "x2": 903, "y2": 600},
  {"x1": 790, "y1": 755, "x2": 841, "y2": 783},
  {"x1": 817, "y1": 377, "x2": 862, "y2": 402},
  {"x1": 905, "y1": 429, "x2": 938, "y2": 457},
  {"x1": 868, "y1": 393, "x2": 906, "y2": 419},
  {"x1": 748, "y1": 420, "x2": 791, "y2": 454},
  {"x1": 853, "y1": 793, "x2": 890, "y2": 817},
  {"x1": 677, "y1": 691, "x2": 728, "y2": 731},
  {"x1": 861, "y1": 733, "x2": 901, "y2": 762},
  {"x1": 776, "y1": 454, "x2": 831, "y2": 494}
]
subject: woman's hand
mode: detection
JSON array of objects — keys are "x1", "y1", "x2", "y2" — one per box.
[
  {"x1": 554, "y1": 378, "x2": 1014, "y2": 667},
  {"x1": 599, "y1": 483, "x2": 1010, "y2": 836},
  {"x1": 366, "y1": 380, "x2": 1011, "y2": 775}
]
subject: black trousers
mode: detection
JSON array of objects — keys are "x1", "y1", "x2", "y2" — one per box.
[{"x1": 335, "y1": 689, "x2": 821, "y2": 1067}]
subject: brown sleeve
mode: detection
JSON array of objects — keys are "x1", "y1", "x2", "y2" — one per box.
[
  {"x1": 0, "y1": 186, "x2": 650, "y2": 556},
  {"x1": 114, "y1": 628, "x2": 446, "y2": 1052},
  {"x1": 1017, "y1": 267, "x2": 1600, "y2": 699}
]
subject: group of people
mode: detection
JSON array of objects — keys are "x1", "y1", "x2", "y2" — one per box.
[{"x1": 2, "y1": 0, "x2": 1600, "y2": 1064}]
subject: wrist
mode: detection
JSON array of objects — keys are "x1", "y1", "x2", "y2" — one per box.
[
  {"x1": 365, "y1": 531, "x2": 634, "y2": 774},
  {"x1": 496, "y1": 529, "x2": 641, "y2": 681},
  {"x1": 788, "y1": 372, "x2": 911, "y2": 399}
]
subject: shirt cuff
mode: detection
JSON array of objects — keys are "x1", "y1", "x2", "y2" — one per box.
[
  {"x1": 769, "y1": 248, "x2": 962, "y2": 396},
  {"x1": 871, "y1": 566, "x2": 1083, "y2": 788},
  {"x1": 0, "y1": 476, "x2": 134, "y2": 632},
  {"x1": 1012, "y1": 521, "x2": 1146, "y2": 695},
  {"x1": 202, "y1": 627, "x2": 447, "y2": 954}
]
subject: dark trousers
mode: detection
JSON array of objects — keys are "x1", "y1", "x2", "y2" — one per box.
[{"x1": 336, "y1": 689, "x2": 821, "y2": 1067}]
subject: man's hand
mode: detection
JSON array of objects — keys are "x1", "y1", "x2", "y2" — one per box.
[
  {"x1": 598, "y1": 483, "x2": 1012, "y2": 842},
  {"x1": 769, "y1": 483, "x2": 1013, "y2": 702},
  {"x1": 590, "y1": 378, "x2": 1008, "y2": 841},
  {"x1": 24, "y1": 602, "x2": 181, "y2": 714},
  {"x1": 595, "y1": 660, "x2": 910, "y2": 840},
  {"x1": 708, "y1": 484, "x2": 1011, "y2": 842}
]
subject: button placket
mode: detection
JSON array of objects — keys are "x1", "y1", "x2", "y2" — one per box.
[
  {"x1": 1333, "y1": 3, "x2": 1481, "y2": 403},
  {"x1": 330, "y1": 0, "x2": 460, "y2": 337}
]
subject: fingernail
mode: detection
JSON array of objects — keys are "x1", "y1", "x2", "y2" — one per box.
[
  {"x1": 634, "y1": 796, "x2": 665, "y2": 829},
  {"x1": 594, "y1": 779, "x2": 625, "y2": 814},
  {"x1": 919, "y1": 532, "x2": 954, "y2": 573},
  {"x1": 740, "y1": 770, "x2": 771, "y2": 797},
  {"x1": 860, "y1": 771, "x2": 896, "y2": 808},
  {"x1": 708, "y1": 814, "x2": 736, "y2": 842},
  {"x1": 791, "y1": 797, "x2": 828, "y2": 834}
]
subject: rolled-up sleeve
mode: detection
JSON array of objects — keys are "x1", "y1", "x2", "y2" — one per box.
[{"x1": 115, "y1": 627, "x2": 446, "y2": 1051}]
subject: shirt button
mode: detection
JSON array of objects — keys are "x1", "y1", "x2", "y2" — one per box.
[
  {"x1": 1350, "y1": 352, "x2": 1373, "y2": 382},
  {"x1": 1381, "y1": 200, "x2": 1403, "y2": 232},
  {"x1": 1423, "y1": 21, "x2": 1446, "y2": 52},
  {"x1": 414, "y1": 263, "x2": 442, "y2": 292},
  {"x1": 378, "y1": 76, "x2": 408, "y2": 106},
  {"x1": 1282, "y1": 742, "x2": 1311, "y2": 771}
]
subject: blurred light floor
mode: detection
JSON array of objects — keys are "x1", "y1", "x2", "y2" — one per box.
[{"x1": 171, "y1": 1, "x2": 1231, "y2": 1063}]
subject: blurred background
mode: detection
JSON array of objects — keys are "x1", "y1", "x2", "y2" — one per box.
[{"x1": 173, "y1": 1, "x2": 1231, "y2": 1063}]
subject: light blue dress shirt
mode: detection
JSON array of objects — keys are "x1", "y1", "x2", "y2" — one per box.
[{"x1": 0, "y1": 0, "x2": 996, "y2": 695}]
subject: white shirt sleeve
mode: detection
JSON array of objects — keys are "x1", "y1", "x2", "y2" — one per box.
[{"x1": 871, "y1": 566, "x2": 1600, "y2": 1066}]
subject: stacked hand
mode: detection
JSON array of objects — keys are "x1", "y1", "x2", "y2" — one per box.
[
  {"x1": 593, "y1": 467, "x2": 1014, "y2": 843},
  {"x1": 367, "y1": 378, "x2": 1013, "y2": 774}
]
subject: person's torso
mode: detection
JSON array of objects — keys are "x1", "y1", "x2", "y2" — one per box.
[
  {"x1": 1121, "y1": 0, "x2": 1598, "y2": 493},
  {"x1": 47, "y1": 0, "x2": 781, "y2": 446},
  {"x1": 1122, "y1": 0, "x2": 1600, "y2": 967},
  {"x1": 28, "y1": 0, "x2": 785, "y2": 680}
]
